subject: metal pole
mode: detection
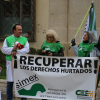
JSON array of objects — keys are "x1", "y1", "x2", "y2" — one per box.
[{"x1": 69, "y1": 4, "x2": 92, "y2": 49}]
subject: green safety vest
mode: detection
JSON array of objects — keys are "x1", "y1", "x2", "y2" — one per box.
[
  {"x1": 41, "y1": 41, "x2": 65, "y2": 53},
  {"x1": 6, "y1": 35, "x2": 27, "y2": 61},
  {"x1": 78, "y1": 42, "x2": 97, "y2": 57}
]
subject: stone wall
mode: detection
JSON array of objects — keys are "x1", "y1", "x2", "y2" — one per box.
[{"x1": 0, "y1": 0, "x2": 100, "y2": 57}]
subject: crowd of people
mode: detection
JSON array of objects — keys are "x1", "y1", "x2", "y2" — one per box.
[{"x1": 0, "y1": 24, "x2": 100, "y2": 100}]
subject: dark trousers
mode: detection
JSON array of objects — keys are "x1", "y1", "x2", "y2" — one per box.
[
  {"x1": 42, "y1": 99, "x2": 47, "y2": 100},
  {"x1": 7, "y1": 82, "x2": 13, "y2": 100},
  {"x1": 7, "y1": 81, "x2": 27, "y2": 100}
]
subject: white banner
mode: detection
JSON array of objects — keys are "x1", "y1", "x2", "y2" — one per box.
[{"x1": 13, "y1": 54, "x2": 99, "y2": 100}]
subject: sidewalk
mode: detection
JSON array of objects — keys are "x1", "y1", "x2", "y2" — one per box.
[
  {"x1": 0, "y1": 79, "x2": 39, "y2": 100},
  {"x1": 96, "y1": 88, "x2": 100, "y2": 100},
  {"x1": 0, "y1": 79, "x2": 100, "y2": 100}
]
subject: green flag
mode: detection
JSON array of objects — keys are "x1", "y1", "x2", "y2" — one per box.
[{"x1": 82, "y1": 1, "x2": 97, "y2": 40}]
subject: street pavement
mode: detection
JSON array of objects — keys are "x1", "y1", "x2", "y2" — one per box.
[
  {"x1": 0, "y1": 79, "x2": 100, "y2": 100},
  {"x1": 0, "y1": 79, "x2": 40, "y2": 100}
]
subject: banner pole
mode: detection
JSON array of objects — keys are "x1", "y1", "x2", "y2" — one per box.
[
  {"x1": 94, "y1": 59, "x2": 100, "y2": 100},
  {"x1": 69, "y1": 4, "x2": 92, "y2": 49},
  {"x1": 12, "y1": 56, "x2": 17, "y2": 100}
]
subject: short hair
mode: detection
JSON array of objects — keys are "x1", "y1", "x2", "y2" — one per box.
[
  {"x1": 12, "y1": 24, "x2": 21, "y2": 33},
  {"x1": 46, "y1": 29, "x2": 59, "y2": 41}
]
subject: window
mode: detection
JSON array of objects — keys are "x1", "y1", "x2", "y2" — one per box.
[{"x1": 0, "y1": 0, "x2": 36, "y2": 41}]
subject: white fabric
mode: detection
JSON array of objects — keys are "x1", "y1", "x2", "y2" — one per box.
[
  {"x1": 14, "y1": 54, "x2": 98, "y2": 100},
  {"x1": 1, "y1": 35, "x2": 29, "y2": 82},
  {"x1": 1, "y1": 39, "x2": 13, "y2": 55},
  {"x1": 72, "y1": 45, "x2": 100, "y2": 57},
  {"x1": 6, "y1": 60, "x2": 14, "y2": 82},
  {"x1": 15, "y1": 41, "x2": 19, "y2": 46},
  {"x1": 72, "y1": 45, "x2": 78, "y2": 56}
]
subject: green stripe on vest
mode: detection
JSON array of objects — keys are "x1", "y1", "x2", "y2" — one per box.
[{"x1": 6, "y1": 35, "x2": 27, "y2": 61}]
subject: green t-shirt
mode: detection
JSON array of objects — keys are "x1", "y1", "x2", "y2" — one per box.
[
  {"x1": 41, "y1": 41, "x2": 64, "y2": 53},
  {"x1": 78, "y1": 42, "x2": 97, "y2": 57},
  {"x1": 6, "y1": 35, "x2": 27, "y2": 61}
]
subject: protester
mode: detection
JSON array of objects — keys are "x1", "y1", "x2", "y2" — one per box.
[
  {"x1": 39, "y1": 29, "x2": 64, "y2": 56},
  {"x1": 71, "y1": 31, "x2": 100, "y2": 100},
  {"x1": 39, "y1": 29, "x2": 65, "y2": 100},
  {"x1": 71, "y1": 31, "x2": 100, "y2": 57},
  {"x1": 1, "y1": 24, "x2": 29, "y2": 100}
]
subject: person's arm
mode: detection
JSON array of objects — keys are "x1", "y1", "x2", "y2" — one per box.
[
  {"x1": 17, "y1": 41, "x2": 29, "y2": 54},
  {"x1": 39, "y1": 48, "x2": 64, "y2": 56},
  {"x1": 39, "y1": 44, "x2": 47, "y2": 55},
  {"x1": 72, "y1": 45, "x2": 78, "y2": 56},
  {"x1": 52, "y1": 48, "x2": 64, "y2": 56},
  {"x1": 1, "y1": 39, "x2": 29, "y2": 55},
  {"x1": 1, "y1": 39, "x2": 13, "y2": 55},
  {"x1": 71, "y1": 39, "x2": 78, "y2": 56},
  {"x1": 39, "y1": 49, "x2": 46, "y2": 55},
  {"x1": 97, "y1": 49, "x2": 100, "y2": 57},
  {"x1": 0, "y1": 67, "x2": 2, "y2": 73},
  {"x1": 95, "y1": 47, "x2": 100, "y2": 57},
  {"x1": 0, "y1": 67, "x2": 2, "y2": 71},
  {"x1": 90, "y1": 47, "x2": 100, "y2": 57}
]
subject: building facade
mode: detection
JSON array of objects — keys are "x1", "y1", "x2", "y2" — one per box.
[{"x1": 0, "y1": 0, "x2": 100, "y2": 56}]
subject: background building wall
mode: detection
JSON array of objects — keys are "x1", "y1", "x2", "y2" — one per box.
[{"x1": 0, "y1": 0, "x2": 100, "y2": 57}]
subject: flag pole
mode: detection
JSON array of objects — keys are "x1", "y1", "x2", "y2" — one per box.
[{"x1": 69, "y1": 4, "x2": 92, "y2": 49}]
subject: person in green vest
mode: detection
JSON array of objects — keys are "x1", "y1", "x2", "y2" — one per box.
[
  {"x1": 1, "y1": 24, "x2": 29, "y2": 100},
  {"x1": 39, "y1": 29, "x2": 65, "y2": 57},
  {"x1": 71, "y1": 31, "x2": 100, "y2": 100},
  {"x1": 39, "y1": 29, "x2": 65, "y2": 100},
  {"x1": 71, "y1": 31, "x2": 100, "y2": 57}
]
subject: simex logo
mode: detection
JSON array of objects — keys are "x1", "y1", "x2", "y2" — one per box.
[
  {"x1": 16, "y1": 74, "x2": 46, "y2": 96},
  {"x1": 14, "y1": 56, "x2": 46, "y2": 96},
  {"x1": 76, "y1": 90, "x2": 93, "y2": 97},
  {"x1": 18, "y1": 83, "x2": 46, "y2": 96}
]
